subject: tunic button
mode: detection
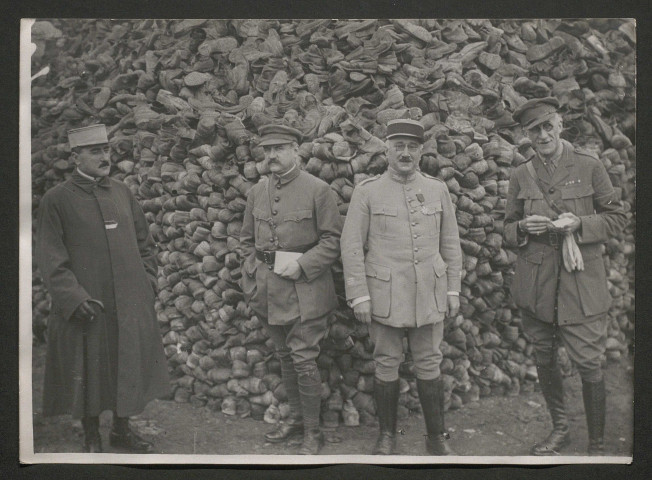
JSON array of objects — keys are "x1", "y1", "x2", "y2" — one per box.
[
  {"x1": 549, "y1": 187, "x2": 555, "y2": 193},
  {"x1": 272, "y1": 210, "x2": 278, "y2": 215}
]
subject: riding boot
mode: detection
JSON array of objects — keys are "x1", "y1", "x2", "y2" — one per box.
[
  {"x1": 531, "y1": 364, "x2": 571, "y2": 455},
  {"x1": 372, "y1": 378, "x2": 399, "y2": 455},
  {"x1": 297, "y1": 368, "x2": 323, "y2": 455},
  {"x1": 582, "y1": 378, "x2": 606, "y2": 455},
  {"x1": 265, "y1": 358, "x2": 303, "y2": 443},
  {"x1": 81, "y1": 416, "x2": 102, "y2": 453},
  {"x1": 416, "y1": 378, "x2": 455, "y2": 455}
]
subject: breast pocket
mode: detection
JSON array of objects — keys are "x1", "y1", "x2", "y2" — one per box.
[
  {"x1": 370, "y1": 204, "x2": 399, "y2": 237},
  {"x1": 365, "y1": 262, "x2": 391, "y2": 318},
  {"x1": 561, "y1": 184, "x2": 595, "y2": 216},
  {"x1": 421, "y1": 201, "x2": 442, "y2": 236},
  {"x1": 280, "y1": 209, "x2": 318, "y2": 246},
  {"x1": 517, "y1": 188, "x2": 544, "y2": 216},
  {"x1": 252, "y1": 207, "x2": 272, "y2": 241}
]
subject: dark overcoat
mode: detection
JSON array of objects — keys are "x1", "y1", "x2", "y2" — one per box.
[
  {"x1": 504, "y1": 140, "x2": 628, "y2": 325},
  {"x1": 36, "y1": 170, "x2": 170, "y2": 418},
  {"x1": 239, "y1": 167, "x2": 342, "y2": 325}
]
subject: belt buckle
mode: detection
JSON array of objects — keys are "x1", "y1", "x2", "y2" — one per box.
[
  {"x1": 549, "y1": 232, "x2": 559, "y2": 247},
  {"x1": 263, "y1": 251, "x2": 274, "y2": 264}
]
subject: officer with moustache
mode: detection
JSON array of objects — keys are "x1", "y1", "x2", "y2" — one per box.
[
  {"x1": 341, "y1": 119, "x2": 463, "y2": 455},
  {"x1": 504, "y1": 98, "x2": 627, "y2": 455},
  {"x1": 240, "y1": 124, "x2": 342, "y2": 454}
]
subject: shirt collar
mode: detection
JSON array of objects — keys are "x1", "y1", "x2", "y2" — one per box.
[
  {"x1": 272, "y1": 164, "x2": 300, "y2": 185},
  {"x1": 72, "y1": 168, "x2": 111, "y2": 192},
  {"x1": 386, "y1": 166, "x2": 418, "y2": 184}
]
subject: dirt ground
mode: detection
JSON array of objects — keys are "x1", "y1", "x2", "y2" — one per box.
[{"x1": 30, "y1": 343, "x2": 633, "y2": 458}]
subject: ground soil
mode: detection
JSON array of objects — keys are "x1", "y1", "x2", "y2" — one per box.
[{"x1": 30, "y1": 343, "x2": 633, "y2": 458}]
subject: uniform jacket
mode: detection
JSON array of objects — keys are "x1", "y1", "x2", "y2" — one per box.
[
  {"x1": 239, "y1": 167, "x2": 342, "y2": 325},
  {"x1": 341, "y1": 169, "x2": 463, "y2": 328},
  {"x1": 504, "y1": 140, "x2": 628, "y2": 325},
  {"x1": 36, "y1": 170, "x2": 170, "y2": 418}
]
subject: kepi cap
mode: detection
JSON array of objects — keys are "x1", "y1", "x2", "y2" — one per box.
[
  {"x1": 512, "y1": 97, "x2": 560, "y2": 129},
  {"x1": 386, "y1": 119, "x2": 424, "y2": 142},
  {"x1": 258, "y1": 124, "x2": 303, "y2": 147},
  {"x1": 68, "y1": 124, "x2": 109, "y2": 148}
]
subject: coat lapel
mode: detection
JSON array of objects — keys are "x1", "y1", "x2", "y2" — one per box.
[{"x1": 549, "y1": 142, "x2": 573, "y2": 188}]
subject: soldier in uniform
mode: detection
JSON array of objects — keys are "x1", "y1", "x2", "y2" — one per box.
[
  {"x1": 36, "y1": 124, "x2": 170, "y2": 453},
  {"x1": 504, "y1": 98, "x2": 627, "y2": 455},
  {"x1": 239, "y1": 124, "x2": 342, "y2": 454},
  {"x1": 340, "y1": 119, "x2": 463, "y2": 455}
]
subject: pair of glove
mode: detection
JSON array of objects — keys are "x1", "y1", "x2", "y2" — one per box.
[{"x1": 71, "y1": 299, "x2": 105, "y2": 322}]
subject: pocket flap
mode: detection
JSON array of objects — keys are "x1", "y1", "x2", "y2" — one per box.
[
  {"x1": 371, "y1": 204, "x2": 398, "y2": 216},
  {"x1": 517, "y1": 188, "x2": 544, "y2": 200},
  {"x1": 422, "y1": 201, "x2": 442, "y2": 215},
  {"x1": 521, "y1": 251, "x2": 544, "y2": 264},
  {"x1": 433, "y1": 253, "x2": 448, "y2": 277},
  {"x1": 561, "y1": 184, "x2": 594, "y2": 199},
  {"x1": 283, "y1": 209, "x2": 313, "y2": 222},
  {"x1": 252, "y1": 207, "x2": 268, "y2": 220},
  {"x1": 365, "y1": 262, "x2": 391, "y2": 281}
]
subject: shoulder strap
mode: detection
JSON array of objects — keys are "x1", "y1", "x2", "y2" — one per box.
[{"x1": 524, "y1": 161, "x2": 566, "y2": 215}]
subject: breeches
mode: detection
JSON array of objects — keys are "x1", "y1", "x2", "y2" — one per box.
[
  {"x1": 261, "y1": 313, "x2": 329, "y2": 375},
  {"x1": 369, "y1": 320, "x2": 444, "y2": 382},
  {"x1": 521, "y1": 309, "x2": 607, "y2": 382}
]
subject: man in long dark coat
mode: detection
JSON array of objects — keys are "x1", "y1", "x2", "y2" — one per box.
[
  {"x1": 36, "y1": 124, "x2": 170, "y2": 453},
  {"x1": 504, "y1": 98, "x2": 628, "y2": 455}
]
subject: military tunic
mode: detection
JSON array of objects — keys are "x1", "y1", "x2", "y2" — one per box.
[
  {"x1": 239, "y1": 167, "x2": 342, "y2": 325},
  {"x1": 341, "y1": 169, "x2": 463, "y2": 328},
  {"x1": 36, "y1": 170, "x2": 170, "y2": 419},
  {"x1": 504, "y1": 140, "x2": 628, "y2": 325}
]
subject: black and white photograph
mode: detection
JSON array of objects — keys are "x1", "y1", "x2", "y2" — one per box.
[{"x1": 19, "y1": 17, "x2": 636, "y2": 465}]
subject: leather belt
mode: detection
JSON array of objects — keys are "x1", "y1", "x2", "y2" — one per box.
[
  {"x1": 255, "y1": 243, "x2": 317, "y2": 265},
  {"x1": 529, "y1": 231, "x2": 562, "y2": 249}
]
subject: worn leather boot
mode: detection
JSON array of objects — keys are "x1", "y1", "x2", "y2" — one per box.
[
  {"x1": 110, "y1": 416, "x2": 153, "y2": 453},
  {"x1": 417, "y1": 378, "x2": 455, "y2": 455},
  {"x1": 297, "y1": 368, "x2": 323, "y2": 455},
  {"x1": 82, "y1": 416, "x2": 102, "y2": 453},
  {"x1": 266, "y1": 358, "x2": 304, "y2": 443},
  {"x1": 265, "y1": 415, "x2": 304, "y2": 444},
  {"x1": 372, "y1": 378, "x2": 399, "y2": 455},
  {"x1": 582, "y1": 378, "x2": 606, "y2": 455},
  {"x1": 531, "y1": 364, "x2": 571, "y2": 455}
]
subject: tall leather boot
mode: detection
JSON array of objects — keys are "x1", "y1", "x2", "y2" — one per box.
[
  {"x1": 531, "y1": 364, "x2": 571, "y2": 455},
  {"x1": 372, "y1": 378, "x2": 399, "y2": 455},
  {"x1": 297, "y1": 368, "x2": 324, "y2": 455},
  {"x1": 582, "y1": 378, "x2": 606, "y2": 455},
  {"x1": 417, "y1": 378, "x2": 455, "y2": 455},
  {"x1": 265, "y1": 358, "x2": 303, "y2": 443},
  {"x1": 81, "y1": 416, "x2": 102, "y2": 453}
]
